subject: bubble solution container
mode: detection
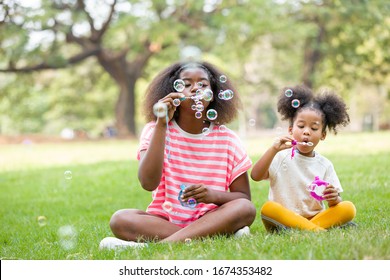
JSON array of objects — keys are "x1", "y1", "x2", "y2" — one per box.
[{"x1": 178, "y1": 184, "x2": 198, "y2": 208}]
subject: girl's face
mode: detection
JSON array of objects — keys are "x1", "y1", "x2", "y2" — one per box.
[
  {"x1": 178, "y1": 67, "x2": 212, "y2": 114},
  {"x1": 289, "y1": 108, "x2": 326, "y2": 157}
]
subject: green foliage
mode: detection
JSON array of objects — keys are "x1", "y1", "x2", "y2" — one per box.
[
  {"x1": 0, "y1": 0, "x2": 389, "y2": 135},
  {"x1": 0, "y1": 132, "x2": 389, "y2": 260},
  {"x1": 298, "y1": 0, "x2": 390, "y2": 87},
  {"x1": 0, "y1": 61, "x2": 116, "y2": 136}
]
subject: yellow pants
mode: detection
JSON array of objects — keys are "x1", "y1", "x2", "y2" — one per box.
[{"x1": 261, "y1": 200, "x2": 356, "y2": 232}]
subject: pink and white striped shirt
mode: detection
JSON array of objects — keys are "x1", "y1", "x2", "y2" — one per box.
[{"x1": 137, "y1": 120, "x2": 252, "y2": 228}]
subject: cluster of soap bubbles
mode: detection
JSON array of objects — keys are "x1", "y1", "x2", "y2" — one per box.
[
  {"x1": 36, "y1": 173, "x2": 78, "y2": 250},
  {"x1": 201, "y1": 123, "x2": 227, "y2": 136},
  {"x1": 218, "y1": 89, "x2": 234, "y2": 101},
  {"x1": 153, "y1": 74, "x2": 234, "y2": 123},
  {"x1": 151, "y1": 74, "x2": 234, "y2": 158},
  {"x1": 284, "y1": 89, "x2": 300, "y2": 109},
  {"x1": 173, "y1": 79, "x2": 219, "y2": 121}
]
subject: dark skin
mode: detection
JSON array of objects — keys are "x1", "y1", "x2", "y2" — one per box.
[{"x1": 110, "y1": 67, "x2": 256, "y2": 242}]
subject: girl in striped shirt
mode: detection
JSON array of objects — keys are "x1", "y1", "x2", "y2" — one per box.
[{"x1": 100, "y1": 62, "x2": 255, "y2": 249}]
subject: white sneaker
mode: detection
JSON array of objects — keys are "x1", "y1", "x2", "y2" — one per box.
[
  {"x1": 234, "y1": 226, "x2": 250, "y2": 238},
  {"x1": 99, "y1": 237, "x2": 148, "y2": 250}
]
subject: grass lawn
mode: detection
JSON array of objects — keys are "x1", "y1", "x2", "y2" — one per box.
[{"x1": 0, "y1": 131, "x2": 389, "y2": 260}]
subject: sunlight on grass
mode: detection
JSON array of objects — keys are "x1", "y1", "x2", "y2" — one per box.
[
  {"x1": 1, "y1": 131, "x2": 389, "y2": 172},
  {"x1": 0, "y1": 131, "x2": 389, "y2": 260},
  {"x1": 0, "y1": 139, "x2": 139, "y2": 172}
]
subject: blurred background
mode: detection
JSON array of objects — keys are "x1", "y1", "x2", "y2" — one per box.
[{"x1": 1, "y1": 0, "x2": 389, "y2": 142}]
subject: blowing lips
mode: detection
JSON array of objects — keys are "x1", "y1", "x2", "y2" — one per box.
[{"x1": 301, "y1": 137, "x2": 310, "y2": 143}]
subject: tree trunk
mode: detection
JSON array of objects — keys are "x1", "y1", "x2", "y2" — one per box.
[
  {"x1": 96, "y1": 51, "x2": 148, "y2": 137},
  {"x1": 302, "y1": 22, "x2": 325, "y2": 88},
  {"x1": 115, "y1": 77, "x2": 136, "y2": 137}
]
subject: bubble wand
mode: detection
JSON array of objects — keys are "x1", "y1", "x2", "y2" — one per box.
[
  {"x1": 290, "y1": 140, "x2": 313, "y2": 159},
  {"x1": 307, "y1": 176, "x2": 328, "y2": 201},
  {"x1": 178, "y1": 184, "x2": 197, "y2": 208}
]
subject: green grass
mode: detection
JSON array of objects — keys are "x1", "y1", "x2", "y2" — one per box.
[{"x1": 0, "y1": 131, "x2": 389, "y2": 260}]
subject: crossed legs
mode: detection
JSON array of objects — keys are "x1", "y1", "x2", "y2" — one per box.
[
  {"x1": 109, "y1": 198, "x2": 256, "y2": 242},
  {"x1": 260, "y1": 200, "x2": 356, "y2": 232}
]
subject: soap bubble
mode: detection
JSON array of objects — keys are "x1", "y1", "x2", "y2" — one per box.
[
  {"x1": 202, "y1": 89, "x2": 213, "y2": 102},
  {"x1": 64, "y1": 170, "x2": 72, "y2": 180},
  {"x1": 187, "y1": 198, "x2": 197, "y2": 208},
  {"x1": 248, "y1": 119, "x2": 256, "y2": 127},
  {"x1": 219, "y1": 75, "x2": 227, "y2": 83},
  {"x1": 291, "y1": 99, "x2": 300, "y2": 108},
  {"x1": 195, "y1": 111, "x2": 202, "y2": 119},
  {"x1": 202, "y1": 127, "x2": 210, "y2": 135},
  {"x1": 185, "y1": 238, "x2": 192, "y2": 244},
  {"x1": 153, "y1": 102, "x2": 167, "y2": 118},
  {"x1": 195, "y1": 103, "x2": 204, "y2": 111},
  {"x1": 37, "y1": 216, "x2": 47, "y2": 227},
  {"x1": 173, "y1": 98, "x2": 181, "y2": 107},
  {"x1": 285, "y1": 89, "x2": 293, "y2": 97},
  {"x1": 173, "y1": 79, "x2": 185, "y2": 92},
  {"x1": 275, "y1": 127, "x2": 284, "y2": 135},
  {"x1": 58, "y1": 225, "x2": 77, "y2": 250},
  {"x1": 219, "y1": 125, "x2": 227, "y2": 132},
  {"x1": 162, "y1": 201, "x2": 173, "y2": 213},
  {"x1": 219, "y1": 89, "x2": 234, "y2": 100},
  {"x1": 206, "y1": 109, "x2": 218, "y2": 121},
  {"x1": 196, "y1": 89, "x2": 203, "y2": 97}
]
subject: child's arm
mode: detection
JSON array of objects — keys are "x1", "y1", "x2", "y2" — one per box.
[
  {"x1": 250, "y1": 146, "x2": 278, "y2": 181},
  {"x1": 138, "y1": 121, "x2": 167, "y2": 191},
  {"x1": 250, "y1": 136, "x2": 293, "y2": 181},
  {"x1": 180, "y1": 172, "x2": 252, "y2": 205},
  {"x1": 137, "y1": 92, "x2": 183, "y2": 191}
]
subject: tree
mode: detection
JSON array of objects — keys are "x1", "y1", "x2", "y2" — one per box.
[
  {"x1": 1, "y1": 0, "x2": 172, "y2": 136},
  {"x1": 285, "y1": 0, "x2": 390, "y2": 89},
  {"x1": 1, "y1": 0, "x2": 277, "y2": 136}
]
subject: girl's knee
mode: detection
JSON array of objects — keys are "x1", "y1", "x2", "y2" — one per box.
[
  {"x1": 260, "y1": 201, "x2": 272, "y2": 214},
  {"x1": 260, "y1": 201, "x2": 280, "y2": 216},
  {"x1": 109, "y1": 209, "x2": 139, "y2": 233},
  {"x1": 338, "y1": 201, "x2": 357, "y2": 220},
  {"x1": 109, "y1": 209, "x2": 125, "y2": 232},
  {"x1": 232, "y1": 198, "x2": 257, "y2": 223},
  {"x1": 246, "y1": 200, "x2": 257, "y2": 222}
]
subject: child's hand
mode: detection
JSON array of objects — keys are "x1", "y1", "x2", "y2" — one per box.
[
  {"x1": 181, "y1": 184, "x2": 214, "y2": 204},
  {"x1": 322, "y1": 184, "x2": 340, "y2": 205},
  {"x1": 156, "y1": 92, "x2": 186, "y2": 125},
  {"x1": 272, "y1": 136, "x2": 294, "y2": 151}
]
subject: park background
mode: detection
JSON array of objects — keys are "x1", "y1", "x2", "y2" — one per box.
[{"x1": 0, "y1": 0, "x2": 389, "y2": 260}]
